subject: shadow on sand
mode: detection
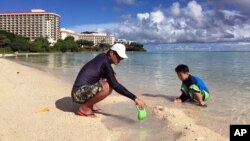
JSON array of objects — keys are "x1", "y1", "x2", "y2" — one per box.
[
  {"x1": 55, "y1": 96, "x2": 136, "y2": 123},
  {"x1": 142, "y1": 93, "x2": 176, "y2": 102},
  {"x1": 55, "y1": 97, "x2": 80, "y2": 113}
]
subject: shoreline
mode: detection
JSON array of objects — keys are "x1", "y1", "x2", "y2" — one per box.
[
  {"x1": 0, "y1": 58, "x2": 228, "y2": 141},
  {"x1": 0, "y1": 50, "x2": 147, "y2": 57},
  {"x1": 152, "y1": 106, "x2": 228, "y2": 141}
]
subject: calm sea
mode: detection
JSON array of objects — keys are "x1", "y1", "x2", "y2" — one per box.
[{"x1": 7, "y1": 43, "x2": 250, "y2": 138}]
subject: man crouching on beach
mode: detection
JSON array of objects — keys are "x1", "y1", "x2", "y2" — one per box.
[{"x1": 71, "y1": 43, "x2": 146, "y2": 117}]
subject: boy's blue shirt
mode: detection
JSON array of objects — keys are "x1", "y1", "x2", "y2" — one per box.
[{"x1": 182, "y1": 75, "x2": 209, "y2": 93}]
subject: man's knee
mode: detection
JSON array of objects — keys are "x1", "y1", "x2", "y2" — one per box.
[{"x1": 101, "y1": 81, "x2": 112, "y2": 94}]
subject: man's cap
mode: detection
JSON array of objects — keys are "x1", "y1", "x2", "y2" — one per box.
[{"x1": 111, "y1": 43, "x2": 128, "y2": 59}]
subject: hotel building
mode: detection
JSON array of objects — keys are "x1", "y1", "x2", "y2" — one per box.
[
  {"x1": 79, "y1": 32, "x2": 115, "y2": 45},
  {"x1": 0, "y1": 9, "x2": 60, "y2": 43},
  {"x1": 60, "y1": 28, "x2": 79, "y2": 40},
  {"x1": 115, "y1": 39, "x2": 135, "y2": 45}
]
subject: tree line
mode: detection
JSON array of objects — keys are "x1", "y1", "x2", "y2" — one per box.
[{"x1": 0, "y1": 30, "x2": 146, "y2": 54}]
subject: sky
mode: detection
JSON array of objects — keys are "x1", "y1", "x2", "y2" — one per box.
[{"x1": 1, "y1": 0, "x2": 250, "y2": 43}]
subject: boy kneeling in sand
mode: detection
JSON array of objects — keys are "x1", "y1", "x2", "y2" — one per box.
[{"x1": 174, "y1": 64, "x2": 210, "y2": 107}]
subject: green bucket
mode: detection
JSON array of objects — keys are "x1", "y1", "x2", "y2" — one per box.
[{"x1": 136, "y1": 106, "x2": 147, "y2": 120}]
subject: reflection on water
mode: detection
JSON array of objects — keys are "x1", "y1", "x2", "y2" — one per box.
[{"x1": 8, "y1": 51, "x2": 250, "y2": 137}]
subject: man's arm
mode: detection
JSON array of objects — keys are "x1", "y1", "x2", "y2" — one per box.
[{"x1": 102, "y1": 62, "x2": 146, "y2": 108}]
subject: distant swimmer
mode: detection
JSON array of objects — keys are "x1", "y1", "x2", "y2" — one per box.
[
  {"x1": 174, "y1": 64, "x2": 210, "y2": 107},
  {"x1": 71, "y1": 43, "x2": 146, "y2": 117}
]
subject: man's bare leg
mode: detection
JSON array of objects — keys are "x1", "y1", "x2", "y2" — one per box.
[{"x1": 79, "y1": 81, "x2": 112, "y2": 115}]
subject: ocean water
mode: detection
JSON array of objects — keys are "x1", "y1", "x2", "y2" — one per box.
[{"x1": 7, "y1": 43, "x2": 250, "y2": 138}]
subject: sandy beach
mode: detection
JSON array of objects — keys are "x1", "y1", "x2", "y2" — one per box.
[
  {"x1": 0, "y1": 58, "x2": 229, "y2": 141},
  {"x1": 0, "y1": 58, "x2": 118, "y2": 141}
]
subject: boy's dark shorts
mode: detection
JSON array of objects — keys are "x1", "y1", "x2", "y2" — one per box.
[{"x1": 71, "y1": 82, "x2": 101, "y2": 104}]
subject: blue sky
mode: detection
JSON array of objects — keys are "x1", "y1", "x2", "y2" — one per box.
[
  {"x1": 0, "y1": 0, "x2": 185, "y2": 27},
  {"x1": 1, "y1": 0, "x2": 250, "y2": 43}
]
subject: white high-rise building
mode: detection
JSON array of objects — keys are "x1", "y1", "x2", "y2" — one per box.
[
  {"x1": 79, "y1": 32, "x2": 115, "y2": 45},
  {"x1": 0, "y1": 9, "x2": 60, "y2": 43}
]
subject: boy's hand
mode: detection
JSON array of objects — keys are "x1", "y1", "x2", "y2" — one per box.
[
  {"x1": 174, "y1": 98, "x2": 182, "y2": 103},
  {"x1": 199, "y1": 104, "x2": 208, "y2": 107}
]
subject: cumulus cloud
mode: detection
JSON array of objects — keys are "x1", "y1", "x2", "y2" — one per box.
[
  {"x1": 115, "y1": 0, "x2": 135, "y2": 5},
  {"x1": 137, "y1": 13, "x2": 149, "y2": 21},
  {"x1": 69, "y1": 0, "x2": 250, "y2": 43},
  {"x1": 107, "y1": 0, "x2": 250, "y2": 43},
  {"x1": 68, "y1": 23, "x2": 119, "y2": 33},
  {"x1": 170, "y1": 2, "x2": 181, "y2": 17}
]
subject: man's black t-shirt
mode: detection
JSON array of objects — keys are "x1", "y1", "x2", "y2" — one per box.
[{"x1": 73, "y1": 53, "x2": 137, "y2": 100}]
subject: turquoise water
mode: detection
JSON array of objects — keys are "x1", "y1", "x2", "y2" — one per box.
[{"x1": 8, "y1": 50, "x2": 250, "y2": 137}]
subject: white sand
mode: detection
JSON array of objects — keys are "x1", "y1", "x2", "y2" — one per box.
[
  {"x1": 0, "y1": 58, "x2": 229, "y2": 141},
  {"x1": 0, "y1": 58, "x2": 118, "y2": 141}
]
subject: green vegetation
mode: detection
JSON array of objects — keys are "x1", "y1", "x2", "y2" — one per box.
[
  {"x1": 99, "y1": 43, "x2": 112, "y2": 51},
  {"x1": 30, "y1": 37, "x2": 50, "y2": 52},
  {"x1": 0, "y1": 30, "x2": 146, "y2": 54},
  {"x1": 125, "y1": 42, "x2": 146, "y2": 51},
  {"x1": 76, "y1": 39, "x2": 94, "y2": 47}
]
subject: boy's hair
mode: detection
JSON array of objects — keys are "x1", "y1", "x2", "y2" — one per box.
[{"x1": 175, "y1": 64, "x2": 189, "y2": 73}]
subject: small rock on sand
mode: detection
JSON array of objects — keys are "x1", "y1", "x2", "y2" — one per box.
[
  {"x1": 195, "y1": 137, "x2": 205, "y2": 140},
  {"x1": 155, "y1": 105, "x2": 164, "y2": 111}
]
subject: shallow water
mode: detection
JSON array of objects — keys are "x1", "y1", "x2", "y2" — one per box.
[
  {"x1": 98, "y1": 99, "x2": 177, "y2": 141},
  {"x1": 7, "y1": 50, "x2": 250, "y2": 138}
]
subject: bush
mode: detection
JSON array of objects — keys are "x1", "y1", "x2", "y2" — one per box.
[
  {"x1": 29, "y1": 37, "x2": 50, "y2": 52},
  {"x1": 0, "y1": 47, "x2": 13, "y2": 54},
  {"x1": 10, "y1": 36, "x2": 30, "y2": 52},
  {"x1": 76, "y1": 39, "x2": 94, "y2": 47},
  {"x1": 125, "y1": 42, "x2": 146, "y2": 51},
  {"x1": 98, "y1": 43, "x2": 111, "y2": 51}
]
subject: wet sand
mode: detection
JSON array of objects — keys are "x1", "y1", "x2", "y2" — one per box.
[
  {"x1": 0, "y1": 58, "x2": 228, "y2": 141},
  {"x1": 153, "y1": 105, "x2": 228, "y2": 141},
  {"x1": 98, "y1": 99, "x2": 178, "y2": 141}
]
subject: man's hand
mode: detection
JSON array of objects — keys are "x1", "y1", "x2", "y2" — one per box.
[
  {"x1": 174, "y1": 98, "x2": 182, "y2": 103},
  {"x1": 134, "y1": 97, "x2": 146, "y2": 109}
]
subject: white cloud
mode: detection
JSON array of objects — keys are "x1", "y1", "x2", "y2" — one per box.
[
  {"x1": 170, "y1": 2, "x2": 181, "y2": 17},
  {"x1": 137, "y1": 10, "x2": 165, "y2": 24},
  {"x1": 150, "y1": 10, "x2": 165, "y2": 23},
  {"x1": 185, "y1": 0, "x2": 203, "y2": 20},
  {"x1": 137, "y1": 13, "x2": 149, "y2": 21},
  {"x1": 67, "y1": 23, "x2": 119, "y2": 33},
  {"x1": 68, "y1": 1, "x2": 250, "y2": 43},
  {"x1": 106, "y1": 0, "x2": 250, "y2": 43},
  {"x1": 115, "y1": 0, "x2": 135, "y2": 5},
  {"x1": 220, "y1": 0, "x2": 250, "y2": 8}
]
